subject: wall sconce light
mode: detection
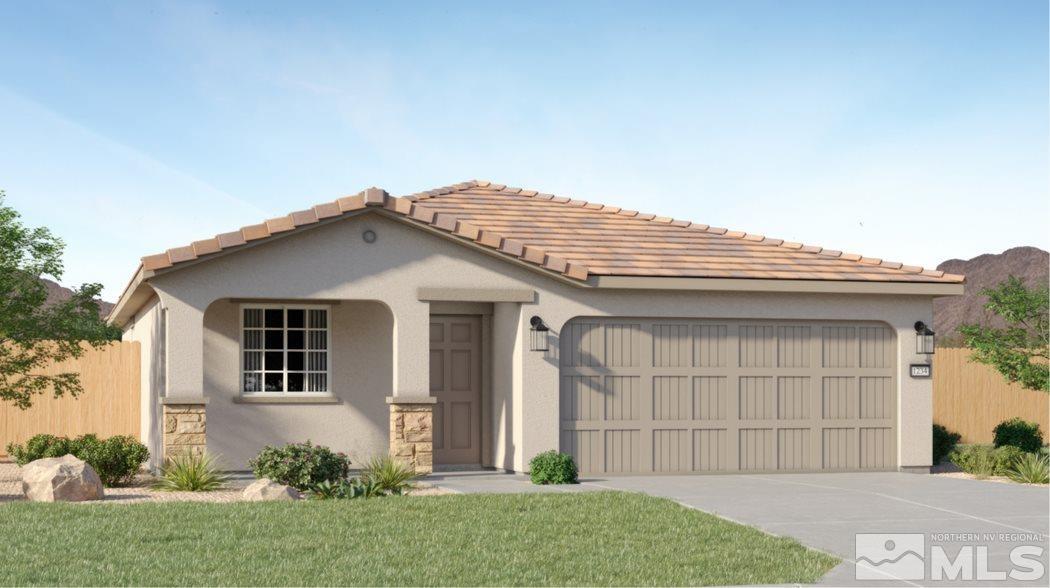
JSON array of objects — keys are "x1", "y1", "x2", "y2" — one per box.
[
  {"x1": 529, "y1": 315, "x2": 550, "y2": 352},
  {"x1": 914, "y1": 321, "x2": 935, "y2": 355}
]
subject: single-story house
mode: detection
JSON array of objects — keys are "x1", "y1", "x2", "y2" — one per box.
[{"x1": 109, "y1": 181, "x2": 964, "y2": 475}]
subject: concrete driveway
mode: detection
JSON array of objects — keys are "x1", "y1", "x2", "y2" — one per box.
[{"x1": 429, "y1": 471, "x2": 1049, "y2": 586}]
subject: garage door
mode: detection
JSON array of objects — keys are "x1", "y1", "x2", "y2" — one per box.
[{"x1": 559, "y1": 318, "x2": 897, "y2": 474}]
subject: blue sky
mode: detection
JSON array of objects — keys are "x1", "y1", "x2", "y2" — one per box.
[{"x1": 0, "y1": 1, "x2": 1046, "y2": 300}]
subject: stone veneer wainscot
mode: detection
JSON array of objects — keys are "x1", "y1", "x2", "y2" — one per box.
[
  {"x1": 388, "y1": 398, "x2": 433, "y2": 474},
  {"x1": 162, "y1": 399, "x2": 207, "y2": 459}
]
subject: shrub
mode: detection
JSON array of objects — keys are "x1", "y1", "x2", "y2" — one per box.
[
  {"x1": 1007, "y1": 452, "x2": 1050, "y2": 484},
  {"x1": 6, "y1": 434, "x2": 75, "y2": 465},
  {"x1": 6, "y1": 433, "x2": 148, "y2": 486},
  {"x1": 361, "y1": 455, "x2": 417, "y2": 495},
  {"x1": 932, "y1": 424, "x2": 961, "y2": 465},
  {"x1": 950, "y1": 445, "x2": 1026, "y2": 477},
  {"x1": 992, "y1": 418, "x2": 1044, "y2": 453},
  {"x1": 76, "y1": 435, "x2": 149, "y2": 486},
  {"x1": 249, "y1": 441, "x2": 350, "y2": 491},
  {"x1": 529, "y1": 450, "x2": 578, "y2": 485},
  {"x1": 153, "y1": 452, "x2": 229, "y2": 492}
]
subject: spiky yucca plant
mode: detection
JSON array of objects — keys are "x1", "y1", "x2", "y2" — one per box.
[
  {"x1": 361, "y1": 455, "x2": 417, "y2": 495},
  {"x1": 153, "y1": 452, "x2": 229, "y2": 492},
  {"x1": 1007, "y1": 452, "x2": 1049, "y2": 484}
]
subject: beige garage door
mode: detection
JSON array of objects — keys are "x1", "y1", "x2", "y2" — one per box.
[{"x1": 559, "y1": 318, "x2": 897, "y2": 474}]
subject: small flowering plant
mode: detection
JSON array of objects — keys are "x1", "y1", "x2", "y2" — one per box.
[{"x1": 248, "y1": 441, "x2": 351, "y2": 490}]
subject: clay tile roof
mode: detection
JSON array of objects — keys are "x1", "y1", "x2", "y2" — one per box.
[
  {"x1": 404, "y1": 181, "x2": 964, "y2": 284},
  {"x1": 136, "y1": 180, "x2": 964, "y2": 284}
]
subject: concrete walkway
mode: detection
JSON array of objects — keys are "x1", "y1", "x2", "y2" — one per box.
[{"x1": 428, "y1": 470, "x2": 1049, "y2": 586}]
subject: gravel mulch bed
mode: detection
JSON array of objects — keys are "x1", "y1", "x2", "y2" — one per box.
[{"x1": 0, "y1": 461, "x2": 452, "y2": 503}]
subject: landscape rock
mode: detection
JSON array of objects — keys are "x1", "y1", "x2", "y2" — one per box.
[
  {"x1": 242, "y1": 478, "x2": 302, "y2": 501},
  {"x1": 22, "y1": 454, "x2": 104, "y2": 502}
]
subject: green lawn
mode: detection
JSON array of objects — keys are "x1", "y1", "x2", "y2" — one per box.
[{"x1": 1, "y1": 491, "x2": 837, "y2": 586}]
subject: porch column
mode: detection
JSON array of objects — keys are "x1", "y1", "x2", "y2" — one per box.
[
  {"x1": 391, "y1": 299, "x2": 430, "y2": 397},
  {"x1": 158, "y1": 296, "x2": 208, "y2": 461},
  {"x1": 386, "y1": 397, "x2": 435, "y2": 474},
  {"x1": 161, "y1": 398, "x2": 208, "y2": 459}
]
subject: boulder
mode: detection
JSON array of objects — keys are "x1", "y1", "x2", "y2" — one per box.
[
  {"x1": 22, "y1": 454, "x2": 104, "y2": 502},
  {"x1": 242, "y1": 478, "x2": 302, "y2": 501}
]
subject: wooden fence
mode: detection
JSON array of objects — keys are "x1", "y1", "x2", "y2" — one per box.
[
  {"x1": 933, "y1": 347, "x2": 1049, "y2": 444},
  {"x1": 0, "y1": 342, "x2": 140, "y2": 456}
]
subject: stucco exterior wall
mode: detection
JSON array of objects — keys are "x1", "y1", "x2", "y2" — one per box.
[
  {"x1": 121, "y1": 295, "x2": 165, "y2": 468},
  {"x1": 202, "y1": 299, "x2": 393, "y2": 469},
  {"x1": 144, "y1": 211, "x2": 936, "y2": 473}
]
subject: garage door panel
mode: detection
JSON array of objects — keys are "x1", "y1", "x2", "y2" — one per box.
[
  {"x1": 739, "y1": 376, "x2": 775, "y2": 419},
  {"x1": 605, "y1": 429, "x2": 640, "y2": 473},
  {"x1": 859, "y1": 377, "x2": 893, "y2": 419},
  {"x1": 822, "y1": 428, "x2": 856, "y2": 469},
  {"x1": 822, "y1": 376, "x2": 856, "y2": 419},
  {"x1": 604, "y1": 323, "x2": 641, "y2": 367},
  {"x1": 652, "y1": 324, "x2": 691, "y2": 367},
  {"x1": 693, "y1": 376, "x2": 727, "y2": 420},
  {"x1": 739, "y1": 428, "x2": 775, "y2": 470},
  {"x1": 777, "y1": 376, "x2": 810, "y2": 419},
  {"x1": 604, "y1": 376, "x2": 640, "y2": 420},
  {"x1": 561, "y1": 375, "x2": 602, "y2": 420},
  {"x1": 693, "y1": 429, "x2": 728, "y2": 471},
  {"x1": 860, "y1": 427, "x2": 894, "y2": 469},
  {"x1": 693, "y1": 325, "x2": 728, "y2": 367},
  {"x1": 822, "y1": 326, "x2": 857, "y2": 367},
  {"x1": 859, "y1": 326, "x2": 893, "y2": 368},
  {"x1": 778, "y1": 428, "x2": 811, "y2": 470},
  {"x1": 562, "y1": 429, "x2": 601, "y2": 472},
  {"x1": 653, "y1": 376, "x2": 690, "y2": 420},
  {"x1": 653, "y1": 429, "x2": 690, "y2": 472},
  {"x1": 560, "y1": 318, "x2": 897, "y2": 474},
  {"x1": 562, "y1": 322, "x2": 604, "y2": 367},
  {"x1": 777, "y1": 326, "x2": 811, "y2": 367},
  {"x1": 739, "y1": 326, "x2": 775, "y2": 367}
]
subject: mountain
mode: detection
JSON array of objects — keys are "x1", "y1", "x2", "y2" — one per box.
[
  {"x1": 933, "y1": 246, "x2": 1049, "y2": 346},
  {"x1": 41, "y1": 278, "x2": 115, "y2": 317}
]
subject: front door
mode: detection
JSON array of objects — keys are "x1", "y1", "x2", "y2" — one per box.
[{"x1": 430, "y1": 315, "x2": 482, "y2": 465}]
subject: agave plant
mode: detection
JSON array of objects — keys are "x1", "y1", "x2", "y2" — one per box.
[
  {"x1": 309, "y1": 479, "x2": 348, "y2": 499},
  {"x1": 153, "y1": 452, "x2": 229, "y2": 491},
  {"x1": 348, "y1": 478, "x2": 385, "y2": 498},
  {"x1": 1007, "y1": 452, "x2": 1049, "y2": 485},
  {"x1": 308, "y1": 478, "x2": 385, "y2": 499},
  {"x1": 361, "y1": 455, "x2": 418, "y2": 495}
]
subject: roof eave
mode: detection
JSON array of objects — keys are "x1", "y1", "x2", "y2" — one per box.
[
  {"x1": 106, "y1": 265, "x2": 157, "y2": 328},
  {"x1": 590, "y1": 275, "x2": 965, "y2": 296}
]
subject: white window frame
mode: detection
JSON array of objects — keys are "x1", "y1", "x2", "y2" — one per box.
[{"x1": 239, "y1": 303, "x2": 332, "y2": 396}]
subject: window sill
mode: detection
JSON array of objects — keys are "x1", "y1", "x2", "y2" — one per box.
[{"x1": 233, "y1": 394, "x2": 342, "y2": 405}]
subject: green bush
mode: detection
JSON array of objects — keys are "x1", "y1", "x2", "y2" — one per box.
[
  {"x1": 361, "y1": 455, "x2": 417, "y2": 495},
  {"x1": 1007, "y1": 452, "x2": 1050, "y2": 484},
  {"x1": 78, "y1": 435, "x2": 149, "y2": 486},
  {"x1": 6, "y1": 434, "x2": 74, "y2": 464},
  {"x1": 249, "y1": 441, "x2": 350, "y2": 491},
  {"x1": 153, "y1": 452, "x2": 229, "y2": 492},
  {"x1": 950, "y1": 445, "x2": 1026, "y2": 477},
  {"x1": 932, "y1": 424, "x2": 961, "y2": 465},
  {"x1": 529, "y1": 450, "x2": 578, "y2": 485},
  {"x1": 6, "y1": 433, "x2": 148, "y2": 486},
  {"x1": 992, "y1": 418, "x2": 1044, "y2": 453}
]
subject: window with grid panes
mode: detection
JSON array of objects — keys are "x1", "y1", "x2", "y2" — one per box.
[{"x1": 241, "y1": 306, "x2": 329, "y2": 394}]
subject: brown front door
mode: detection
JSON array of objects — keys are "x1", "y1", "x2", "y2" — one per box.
[{"x1": 430, "y1": 315, "x2": 482, "y2": 465}]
